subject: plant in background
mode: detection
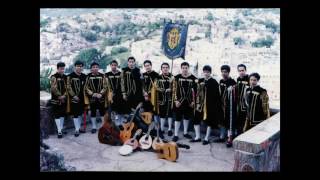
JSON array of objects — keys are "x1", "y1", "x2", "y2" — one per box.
[{"x1": 40, "y1": 67, "x2": 52, "y2": 92}]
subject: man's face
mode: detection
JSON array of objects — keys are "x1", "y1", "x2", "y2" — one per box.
[
  {"x1": 161, "y1": 65, "x2": 169, "y2": 74},
  {"x1": 181, "y1": 65, "x2": 189, "y2": 75},
  {"x1": 238, "y1": 67, "x2": 246, "y2": 77},
  {"x1": 144, "y1": 63, "x2": 152, "y2": 72},
  {"x1": 91, "y1": 65, "x2": 99, "y2": 74},
  {"x1": 110, "y1": 63, "x2": 117, "y2": 71},
  {"x1": 221, "y1": 70, "x2": 229, "y2": 79},
  {"x1": 203, "y1": 70, "x2": 211, "y2": 79},
  {"x1": 75, "y1": 65, "x2": 83, "y2": 74},
  {"x1": 128, "y1": 59, "x2": 135, "y2": 69},
  {"x1": 57, "y1": 67, "x2": 65, "y2": 74},
  {"x1": 250, "y1": 76, "x2": 258, "y2": 87}
]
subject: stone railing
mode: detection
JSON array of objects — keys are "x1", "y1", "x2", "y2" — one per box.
[{"x1": 233, "y1": 110, "x2": 280, "y2": 171}]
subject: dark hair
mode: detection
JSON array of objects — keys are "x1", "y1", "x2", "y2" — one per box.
[
  {"x1": 237, "y1": 64, "x2": 247, "y2": 71},
  {"x1": 249, "y1": 72, "x2": 260, "y2": 81},
  {"x1": 181, "y1": 62, "x2": 189, "y2": 68},
  {"x1": 203, "y1": 65, "x2": 212, "y2": 73},
  {"x1": 90, "y1": 62, "x2": 99, "y2": 68},
  {"x1": 161, "y1": 62, "x2": 170, "y2": 69},
  {"x1": 143, "y1": 60, "x2": 152, "y2": 66},
  {"x1": 74, "y1": 60, "x2": 84, "y2": 67},
  {"x1": 128, "y1": 56, "x2": 136, "y2": 62},
  {"x1": 220, "y1": 65, "x2": 230, "y2": 73},
  {"x1": 57, "y1": 62, "x2": 65, "y2": 68},
  {"x1": 110, "y1": 60, "x2": 118, "y2": 65}
]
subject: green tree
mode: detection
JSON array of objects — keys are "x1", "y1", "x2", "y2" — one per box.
[
  {"x1": 206, "y1": 12, "x2": 214, "y2": 21},
  {"x1": 251, "y1": 35, "x2": 274, "y2": 48},
  {"x1": 233, "y1": 37, "x2": 245, "y2": 46},
  {"x1": 111, "y1": 47, "x2": 129, "y2": 55},
  {"x1": 40, "y1": 19, "x2": 49, "y2": 28},
  {"x1": 40, "y1": 67, "x2": 52, "y2": 92},
  {"x1": 81, "y1": 31, "x2": 98, "y2": 42},
  {"x1": 56, "y1": 23, "x2": 72, "y2": 33}
]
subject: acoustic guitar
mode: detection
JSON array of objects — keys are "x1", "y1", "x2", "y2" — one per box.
[
  {"x1": 140, "y1": 112, "x2": 153, "y2": 125},
  {"x1": 120, "y1": 103, "x2": 143, "y2": 143},
  {"x1": 98, "y1": 112, "x2": 122, "y2": 146},
  {"x1": 154, "y1": 141, "x2": 179, "y2": 162}
]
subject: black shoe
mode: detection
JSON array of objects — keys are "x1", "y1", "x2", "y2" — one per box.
[
  {"x1": 226, "y1": 141, "x2": 233, "y2": 148},
  {"x1": 213, "y1": 138, "x2": 225, "y2": 143},
  {"x1": 41, "y1": 143, "x2": 50, "y2": 150},
  {"x1": 62, "y1": 130, "x2": 68, "y2": 135},
  {"x1": 159, "y1": 133, "x2": 164, "y2": 139},
  {"x1": 202, "y1": 140, "x2": 209, "y2": 145},
  {"x1": 167, "y1": 130, "x2": 173, "y2": 136},
  {"x1": 58, "y1": 132, "x2": 63, "y2": 139},
  {"x1": 79, "y1": 129, "x2": 86, "y2": 133},
  {"x1": 160, "y1": 130, "x2": 165, "y2": 134},
  {"x1": 183, "y1": 133, "x2": 192, "y2": 139},
  {"x1": 91, "y1": 129, "x2": 97, "y2": 134},
  {"x1": 74, "y1": 131, "x2": 79, "y2": 137},
  {"x1": 172, "y1": 136, "x2": 179, "y2": 142},
  {"x1": 190, "y1": 138, "x2": 201, "y2": 143}
]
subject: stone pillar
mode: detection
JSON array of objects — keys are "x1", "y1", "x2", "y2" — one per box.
[
  {"x1": 40, "y1": 91, "x2": 56, "y2": 138},
  {"x1": 233, "y1": 112, "x2": 280, "y2": 171}
]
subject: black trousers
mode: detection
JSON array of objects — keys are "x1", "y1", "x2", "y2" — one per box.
[
  {"x1": 70, "y1": 101, "x2": 84, "y2": 118},
  {"x1": 174, "y1": 101, "x2": 193, "y2": 121},
  {"x1": 158, "y1": 101, "x2": 173, "y2": 118},
  {"x1": 52, "y1": 103, "x2": 66, "y2": 119},
  {"x1": 90, "y1": 101, "x2": 105, "y2": 117}
]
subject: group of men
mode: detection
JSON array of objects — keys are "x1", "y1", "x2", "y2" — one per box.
[{"x1": 49, "y1": 56, "x2": 270, "y2": 147}]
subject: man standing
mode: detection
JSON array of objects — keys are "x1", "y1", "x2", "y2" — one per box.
[
  {"x1": 50, "y1": 62, "x2": 67, "y2": 138},
  {"x1": 191, "y1": 65, "x2": 223, "y2": 145},
  {"x1": 105, "y1": 60, "x2": 125, "y2": 126},
  {"x1": 235, "y1": 64, "x2": 250, "y2": 135},
  {"x1": 243, "y1": 73, "x2": 270, "y2": 132},
  {"x1": 84, "y1": 62, "x2": 107, "y2": 133},
  {"x1": 214, "y1": 65, "x2": 236, "y2": 148},
  {"x1": 172, "y1": 62, "x2": 197, "y2": 142},
  {"x1": 157, "y1": 62, "x2": 174, "y2": 136},
  {"x1": 67, "y1": 60, "x2": 87, "y2": 137},
  {"x1": 120, "y1": 57, "x2": 144, "y2": 116}
]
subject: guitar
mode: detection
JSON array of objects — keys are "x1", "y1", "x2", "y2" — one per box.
[
  {"x1": 154, "y1": 141, "x2": 179, "y2": 162},
  {"x1": 139, "y1": 122, "x2": 155, "y2": 150},
  {"x1": 120, "y1": 103, "x2": 143, "y2": 143},
  {"x1": 140, "y1": 112, "x2": 153, "y2": 125},
  {"x1": 152, "y1": 121, "x2": 163, "y2": 150},
  {"x1": 98, "y1": 112, "x2": 122, "y2": 146},
  {"x1": 119, "y1": 129, "x2": 142, "y2": 156}
]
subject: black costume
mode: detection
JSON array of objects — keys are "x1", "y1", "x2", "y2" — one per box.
[
  {"x1": 156, "y1": 73, "x2": 174, "y2": 118},
  {"x1": 84, "y1": 72, "x2": 107, "y2": 117},
  {"x1": 105, "y1": 70, "x2": 126, "y2": 114},
  {"x1": 120, "y1": 67, "x2": 143, "y2": 114},
  {"x1": 219, "y1": 78, "x2": 237, "y2": 132},
  {"x1": 67, "y1": 72, "x2": 87, "y2": 118},
  {"x1": 172, "y1": 74, "x2": 197, "y2": 121},
  {"x1": 235, "y1": 75, "x2": 250, "y2": 133},
  {"x1": 50, "y1": 73, "x2": 67, "y2": 119},
  {"x1": 195, "y1": 77, "x2": 223, "y2": 128},
  {"x1": 142, "y1": 70, "x2": 159, "y2": 112},
  {"x1": 243, "y1": 85, "x2": 270, "y2": 131}
]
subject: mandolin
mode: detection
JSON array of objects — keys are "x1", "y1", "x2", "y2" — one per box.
[
  {"x1": 119, "y1": 129, "x2": 142, "y2": 156},
  {"x1": 139, "y1": 122, "x2": 155, "y2": 149}
]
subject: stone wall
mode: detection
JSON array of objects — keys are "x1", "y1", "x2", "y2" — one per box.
[{"x1": 233, "y1": 112, "x2": 280, "y2": 171}]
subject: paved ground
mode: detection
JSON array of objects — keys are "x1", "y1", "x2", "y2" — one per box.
[{"x1": 43, "y1": 122, "x2": 235, "y2": 171}]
